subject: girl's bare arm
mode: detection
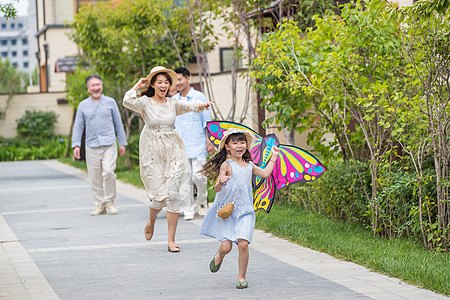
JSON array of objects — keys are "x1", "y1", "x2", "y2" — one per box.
[
  {"x1": 214, "y1": 161, "x2": 231, "y2": 192},
  {"x1": 252, "y1": 147, "x2": 280, "y2": 178}
]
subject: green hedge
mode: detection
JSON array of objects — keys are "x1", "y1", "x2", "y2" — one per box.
[
  {"x1": 0, "y1": 109, "x2": 67, "y2": 161},
  {"x1": 275, "y1": 159, "x2": 438, "y2": 243},
  {"x1": 0, "y1": 136, "x2": 68, "y2": 161},
  {"x1": 276, "y1": 159, "x2": 371, "y2": 224}
]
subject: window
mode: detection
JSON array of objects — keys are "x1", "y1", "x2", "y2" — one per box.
[
  {"x1": 220, "y1": 48, "x2": 243, "y2": 73},
  {"x1": 10, "y1": 23, "x2": 15, "y2": 29},
  {"x1": 11, "y1": 39, "x2": 17, "y2": 46},
  {"x1": 11, "y1": 51, "x2": 17, "y2": 57},
  {"x1": 22, "y1": 38, "x2": 28, "y2": 45},
  {"x1": 23, "y1": 62, "x2": 29, "y2": 68},
  {"x1": 1, "y1": 23, "x2": 6, "y2": 29},
  {"x1": 1, "y1": 52, "x2": 7, "y2": 57},
  {"x1": 18, "y1": 23, "x2": 23, "y2": 28},
  {"x1": 0, "y1": 40, "x2": 7, "y2": 46},
  {"x1": 23, "y1": 50, "x2": 28, "y2": 56},
  {"x1": 12, "y1": 62, "x2": 18, "y2": 68}
]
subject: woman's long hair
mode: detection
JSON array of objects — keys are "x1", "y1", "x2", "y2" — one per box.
[
  {"x1": 199, "y1": 133, "x2": 252, "y2": 180},
  {"x1": 141, "y1": 72, "x2": 172, "y2": 97}
]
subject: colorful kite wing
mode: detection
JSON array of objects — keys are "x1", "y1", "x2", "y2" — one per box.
[
  {"x1": 253, "y1": 174, "x2": 276, "y2": 212},
  {"x1": 273, "y1": 144, "x2": 327, "y2": 189}
]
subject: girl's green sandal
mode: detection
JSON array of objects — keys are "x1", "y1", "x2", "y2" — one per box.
[
  {"x1": 209, "y1": 253, "x2": 223, "y2": 273},
  {"x1": 236, "y1": 281, "x2": 248, "y2": 289}
]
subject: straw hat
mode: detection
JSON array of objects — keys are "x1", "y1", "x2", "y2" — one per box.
[
  {"x1": 219, "y1": 128, "x2": 254, "y2": 151},
  {"x1": 144, "y1": 66, "x2": 178, "y2": 90}
]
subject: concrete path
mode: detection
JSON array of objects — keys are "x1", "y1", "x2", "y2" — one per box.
[{"x1": 0, "y1": 160, "x2": 448, "y2": 300}]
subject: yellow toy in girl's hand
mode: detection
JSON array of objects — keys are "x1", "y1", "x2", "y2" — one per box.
[{"x1": 217, "y1": 202, "x2": 234, "y2": 219}]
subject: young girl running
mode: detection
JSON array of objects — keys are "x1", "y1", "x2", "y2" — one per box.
[{"x1": 199, "y1": 128, "x2": 279, "y2": 289}]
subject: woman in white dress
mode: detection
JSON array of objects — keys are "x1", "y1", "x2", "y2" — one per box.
[{"x1": 123, "y1": 66, "x2": 213, "y2": 252}]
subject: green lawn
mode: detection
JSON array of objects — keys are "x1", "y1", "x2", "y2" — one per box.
[
  {"x1": 58, "y1": 157, "x2": 449, "y2": 296},
  {"x1": 256, "y1": 204, "x2": 449, "y2": 296},
  {"x1": 116, "y1": 169, "x2": 145, "y2": 189},
  {"x1": 59, "y1": 156, "x2": 87, "y2": 171}
]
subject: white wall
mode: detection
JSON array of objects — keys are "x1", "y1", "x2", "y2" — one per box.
[
  {"x1": 40, "y1": 28, "x2": 78, "y2": 92},
  {"x1": 0, "y1": 92, "x2": 73, "y2": 138}
]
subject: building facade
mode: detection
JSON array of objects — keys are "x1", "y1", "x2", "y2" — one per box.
[
  {"x1": 0, "y1": 16, "x2": 35, "y2": 74},
  {"x1": 35, "y1": 0, "x2": 79, "y2": 92}
]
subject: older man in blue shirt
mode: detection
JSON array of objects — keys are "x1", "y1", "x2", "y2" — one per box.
[
  {"x1": 72, "y1": 74, "x2": 127, "y2": 216},
  {"x1": 174, "y1": 67, "x2": 214, "y2": 220}
]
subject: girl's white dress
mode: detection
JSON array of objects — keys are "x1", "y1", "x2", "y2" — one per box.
[
  {"x1": 123, "y1": 90, "x2": 203, "y2": 211},
  {"x1": 199, "y1": 159, "x2": 256, "y2": 243}
]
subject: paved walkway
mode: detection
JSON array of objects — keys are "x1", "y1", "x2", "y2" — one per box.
[{"x1": 0, "y1": 160, "x2": 448, "y2": 300}]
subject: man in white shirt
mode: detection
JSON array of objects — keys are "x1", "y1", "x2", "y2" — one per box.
[{"x1": 174, "y1": 67, "x2": 214, "y2": 220}]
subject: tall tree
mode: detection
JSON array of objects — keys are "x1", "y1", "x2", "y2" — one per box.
[
  {"x1": 223, "y1": 0, "x2": 335, "y2": 134},
  {"x1": 252, "y1": 2, "x2": 414, "y2": 237},
  {"x1": 182, "y1": 0, "x2": 220, "y2": 117},
  {"x1": 252, "y1": 19, "x2": 344, "y2": 153},
  {"x1": 1, "y1": 0, "x2": 18, "y2": 19},
  {"x1": 0, "y1": 58, "x2": 27, "y2": 122},
  {"x1": 64, "y1": 67, "x2": 91, "y2": 156},
  {"x1": 215, "y1": 0, "x2": 272, "y2": 127},
  {"x1": 70, "y1": 0, "x2": 194, "y2": 137},
  {"x1": 370, "y1": 0, "x2": 450, "y2": 251}
]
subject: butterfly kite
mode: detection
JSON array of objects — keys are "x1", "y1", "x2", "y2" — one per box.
[{"x1": 207, "y1": 121, "x2": 326, "y2": 213}]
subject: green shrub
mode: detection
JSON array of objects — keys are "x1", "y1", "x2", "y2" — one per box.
[
  {"x1": 2, "y1": 109, "x2": 64, "y2": 161},
  {"x1": 275, "y1": 158, "x2": 440, "y2": 244},
  {"x1": 16, "y1": 110, "x2": 58, "y2": 145},
  {"x1": 276, "y1": 159, "x2": 371, "y2": 225},
  {"x1": 116, "y1": 134, "x2": 140, "y2": 170},
  {"x1": 127, "y1": 134, "x2": 140, "y2": 166},
  {"x1": 0, "y1": 136, "x2": 67, "y2": 161},
  {"x1": 374, "y1": 160, "x2": 437, "y2": 240}
]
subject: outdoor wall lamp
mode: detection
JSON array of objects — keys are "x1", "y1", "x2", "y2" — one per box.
[{"x1": 43, "y1": 42, "x2": 49, "y2": 57}]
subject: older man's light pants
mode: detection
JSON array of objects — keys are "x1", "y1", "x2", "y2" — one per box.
[{"x1": 85, "y1": 144, "x2": 117, "y2": 207}]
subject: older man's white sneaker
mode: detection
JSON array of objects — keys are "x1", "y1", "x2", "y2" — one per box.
[
  {"x1": 198, "y1": 206, "x2": 208, "y2": 216},
  {"x1": 105, "y1": 202, "x2": 118, "y2": 215},
  {"x1": 91, "y1": 206, "x2": 106, "y2": 216}
]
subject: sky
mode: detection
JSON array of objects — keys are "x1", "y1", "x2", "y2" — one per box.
[{"x1": 0, "y1": 0, "x2": 29, "y2": 16}]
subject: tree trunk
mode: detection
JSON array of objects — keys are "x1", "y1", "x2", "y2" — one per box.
[
  {"x1": 65, "y1": 108, "x2": 77, "y2": 158},
  {"x1": 282, "y1": 127, "x2": 295, "y2": 145}
]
